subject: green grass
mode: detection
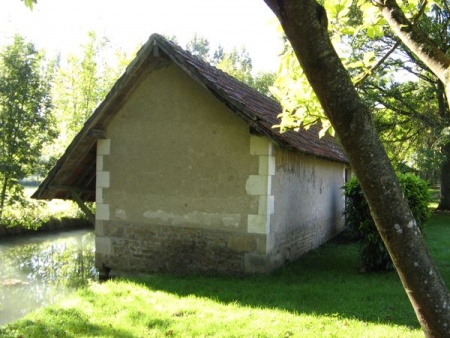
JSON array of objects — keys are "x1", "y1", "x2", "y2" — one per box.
[
  {"x1": 428, "y1": 186, "x2": 440, "y2": 209},
  {"x1": 1, "y1": 214, "x2": 449, "y2": 337}
]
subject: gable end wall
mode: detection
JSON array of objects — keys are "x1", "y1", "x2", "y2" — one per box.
[
  {"x1": 94, "y1": 62, "x2": 275, "y2": 275},
  {"x1": 93, "y1": 61, "x2": 346, "y2": 276}
]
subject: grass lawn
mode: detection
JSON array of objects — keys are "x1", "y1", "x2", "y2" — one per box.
[{"x1": 1, "y1": 213, "x2": 449, "y2": 338}]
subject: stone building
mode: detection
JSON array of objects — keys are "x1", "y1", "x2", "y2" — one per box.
[{"x1": 33, "y1": 34, "x2": 349, "y2": 275}]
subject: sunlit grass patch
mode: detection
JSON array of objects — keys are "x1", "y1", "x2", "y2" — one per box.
[
  {"x1": 0, "y1": 278, "x2": 424, "y2": 338},
  {"x1": 2, "y1": 214, "x2": 449, "y2": 337}
]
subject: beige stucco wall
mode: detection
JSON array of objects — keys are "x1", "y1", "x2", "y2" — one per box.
[
  {"x1": 93, "y1": 59, "x2": 347, "y2": 275},
  {"x1": 103, "y1": 63, "x2": 258, "y2": 230},
  {"x1": 268, "y1": 147, "x2": 346, "y2": 267},
  {"x1": 94, "y1": 61, "x2": 270, "y2": 275}
]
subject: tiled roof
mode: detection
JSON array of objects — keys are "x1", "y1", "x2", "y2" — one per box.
[
  {"x1": 32, "y1": 33, "x2": 347, "y2": 202},
  {"x1": 159, "y1": 35, "x2": 347, "y2": 163}
]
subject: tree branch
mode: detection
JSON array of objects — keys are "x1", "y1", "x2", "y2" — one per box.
[
  {"x1": 374, "y1": 0, "x2": 450, "y2": 85},
  {"x1": 355, "y1": 40, "x2": 402, "y2": 87}
]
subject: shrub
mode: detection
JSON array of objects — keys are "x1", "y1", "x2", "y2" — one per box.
[{"x1": 343, "y1": 173, "x2": 430, "y2": 272}]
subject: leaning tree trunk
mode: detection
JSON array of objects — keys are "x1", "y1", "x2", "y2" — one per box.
[
  {"x1": 263, "y1": 0, "x2": 450, "y2": 336},
  {"x1": 438, "y1": 143, "x2": 450, "y2": 211}
]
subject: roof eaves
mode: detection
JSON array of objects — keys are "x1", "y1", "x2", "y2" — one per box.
[{"x1": 33, "y1": 35, "x2": 167, "y2": 200}]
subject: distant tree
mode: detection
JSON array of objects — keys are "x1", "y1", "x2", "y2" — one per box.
[
  {"x1": 186, "y1": 34, "x2": 276, "y2": 97},
  {"x1": 346, "y1": 3, "x2": 450, "y2": 206},
  {"x1": 51, "y1": 31, "x2": 129, "y2": 151},
  {"x1": 253, "y1": 72, "x2": 277, "y2": 98},
  {"x1": 186, "y1": 33, "x2": 212, "y2": 63},
  {"x1": 0, "y1": 35, "x2": 56, "y2": 220},
  {"x1": 216, "y1": 47, "x2": 254, "y2": 85},
  {"x1": 212, "y1": 45, "x2": 224, "y2": 65}
]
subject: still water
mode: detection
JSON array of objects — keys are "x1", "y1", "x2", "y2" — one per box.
[{"x1": 0, "y1": 229, "x2": 97, "y2": 325}]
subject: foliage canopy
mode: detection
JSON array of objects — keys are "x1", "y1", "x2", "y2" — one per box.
[{"x1": 0, "y1": 35, "x2": 56, "y2": 220}]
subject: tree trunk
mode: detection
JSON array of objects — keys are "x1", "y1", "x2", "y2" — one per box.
[
  {"x1": 438, "y1": 143, "x2": 450, "y2": 211},
  {"x1": 435, "y1": 80, "x2": 450, "y2": 211},
  {"x1": 263, "y1": 0, "x2": 450, "y2": 336},
  {"x1": 0, "y1": 175, "x2": 9, "y2": 221}
]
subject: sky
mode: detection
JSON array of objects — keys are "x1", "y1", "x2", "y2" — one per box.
[{"x1": 0, "y1": 0, "x2": 283, "y2": 73}]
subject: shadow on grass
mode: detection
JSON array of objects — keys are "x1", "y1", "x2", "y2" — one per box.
[
  {"x1": 424, "y1": 212, "x2": 450, "y2": 282},
  {"x1": 126, "y1": 238, "x2": 421, "y2": 330}
]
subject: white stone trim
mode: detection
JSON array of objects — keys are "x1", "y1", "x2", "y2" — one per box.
[
  {"x1": 97, "y1": 139, "x2": 111, "y2": 155},
  {"x1": 247, "y1": 136, "x2": 275, "y2": 235},
  {"x1": 96, "y1": 188, "x2": 104, "y2": 204},
  {"x1": 258, "y1": 155, "x2": 275, "y2": 175},
  {"x1": 258, "y1": 195, "x2": 274, "y2": 215},
  {"x1": 96, "y1": 171, "x2": 110, "y2": 188},
  {"x1": 97, "y1": 155, "x2": 104, "y2": 171},
  {"x1": 96, "y1": 236, "x2": 111, "y2": 255},
  {"x1": 246, "y1": 175, "x2": 271, "y2": 196},
  {"x1": 248, "y1": 214, "x2": 269, "y2": 234},
  {"x1": 96, "y1": 203, "x2": 110, "y2": 220},
  {"x1": 96, "y1": 139, "x2": 111, "y2": 221}
]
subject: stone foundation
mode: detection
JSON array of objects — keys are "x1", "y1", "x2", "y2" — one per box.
[
  {"x1": 95, "y1": 220, "x2": 268, "y2": 275},
  {"x1": 268, "y1": 217, "x2": 345, "y2": 267}
]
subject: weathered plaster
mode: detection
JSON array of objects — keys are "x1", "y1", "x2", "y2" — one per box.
[
  {"x1": 104, "y1": 63, "x2": 257, "y2": 229},
  {"x1": 94, "y1": 61, "x2": 346, "y2": 275},
  {"x1": 142, "y1": 209, "x2": 241, "y2": 228},
  {"x1": 269, "y1": 147, "x2": 345, "y2": 266}
]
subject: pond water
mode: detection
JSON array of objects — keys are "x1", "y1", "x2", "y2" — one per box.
[{"x1": 0, "y1": 229, "x2": 97, "y2": 325}]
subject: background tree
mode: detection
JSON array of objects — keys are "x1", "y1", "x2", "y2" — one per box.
[
  {"x1": 263, "y1": 0, "x2": 450, "y2": 335},
  {"x1": 186, "y1": 33, "x2": 213, "y2": 63},
  {"x1": 185, "y1": 34, "x2": 276, "y2": 98},
  {"x1": 271, "y1": 1, "x2": 450, "y2": 206},
  {"x1": 345, "y1": 2, "x2": 450, "y2": 208},
  {"x1": 0, "y1": 35, "x2": 56, "y2": 220},
  {"x1": 51, "y1": 31, "x2": 129, "y2": 152}
]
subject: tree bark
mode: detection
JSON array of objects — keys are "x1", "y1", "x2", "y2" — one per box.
[
  {"x1": 0, "y1": 175, "x2": 9, "y2": 221},
  {"x1": 437, "y1": 80, "x2": 450, "y2": 211},
  {"x1": 263, "y1": 0, "x2": 450, "y2": 336},
  {"x1": 438, "y1": 143, "x2": 450, "y2": 210}
]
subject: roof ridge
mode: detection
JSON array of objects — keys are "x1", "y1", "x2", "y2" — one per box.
[{"x1": 32, "y1": 32, "x2": 347, "y2": 202}]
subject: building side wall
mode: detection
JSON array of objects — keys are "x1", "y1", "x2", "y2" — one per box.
[
  {"x1": 104, "y1": 64, "x2": 258, "y2": 225},
  {"x1": 268, "y1": 147, "x2": 346, "y2": 269},
  {"x1": 95, "y1": 62, "x2": 273, "y2": 274}
]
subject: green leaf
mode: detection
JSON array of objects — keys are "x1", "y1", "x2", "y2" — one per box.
[
  {"x1": 363, "y1": 51, "x2": 375, "y2": 67},
  {"x1": 23, "y1": 0, "x2": 36, "y2": 10}
]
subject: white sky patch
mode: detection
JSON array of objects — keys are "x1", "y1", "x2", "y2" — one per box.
[{"x1": 0, "y1": 0, "x2": 283, "y2": 73}]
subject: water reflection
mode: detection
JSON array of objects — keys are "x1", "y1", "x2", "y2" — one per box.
[{"x1": 0, "y1": 230, "x2": 96, "y2": 325}]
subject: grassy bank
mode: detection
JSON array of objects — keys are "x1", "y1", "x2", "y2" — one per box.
[
  {"x1": 0, "y1": 186, "x2": 92, "y2": 238},
  {"x1": 1, "y1": 214, "x2": 449, "y2": 337}
]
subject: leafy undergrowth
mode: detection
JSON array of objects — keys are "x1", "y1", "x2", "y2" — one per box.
[
  {"x1": 0, "y1": 186, "x2": 91, "y2": 237},
  {"x1": 2, "y1": 214, "x2": 449, "y2": 338}
]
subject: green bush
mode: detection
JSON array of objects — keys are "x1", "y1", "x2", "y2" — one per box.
[{"x1": 343, "y1": 173, "x2": 430, "y2": 272}]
